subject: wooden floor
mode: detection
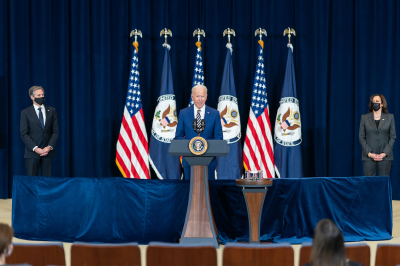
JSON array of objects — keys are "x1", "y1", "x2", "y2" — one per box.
[{"x1": 1, "y1": 199, "x2": 399, "y2": 266}]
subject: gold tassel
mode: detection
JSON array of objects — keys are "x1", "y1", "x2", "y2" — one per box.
[
  {"x1": 133, "y1": 41, "x2": 139, "y2": 52},
  {"x1": 195, "y1": 41, "x2": 202, "y2": 51},
  {"x1": 258, "y1": 40, "x2": 264, "y2": 50}
]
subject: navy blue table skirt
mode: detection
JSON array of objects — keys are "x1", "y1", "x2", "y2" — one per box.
[{"x1": 12, "y1": 175, "x2": 392, "y2": 244}]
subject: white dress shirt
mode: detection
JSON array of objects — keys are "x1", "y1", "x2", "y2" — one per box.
[
  {"x1": 194, "y1": 105, "x2": 206, "y2": 119},
  {"x1": 33, "y1": 103, "x2": 46, "y2": 126},
  {"x1": 32, "y1": 103, "x2": 52, "y2": 152}
]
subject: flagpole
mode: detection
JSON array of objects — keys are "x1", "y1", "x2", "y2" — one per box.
[
  {"x1": 283, "y1": 27, "x2": 296, "y2": 51},
  {"x1": 130, "y1": 29, "x2": 142, "y2": 52},
  {"x1": 189, "y1": 29, "x2": 206, "y2": 106},
  {"x1": 116, "y1": 29, "x2": 150, "y2": 179}
]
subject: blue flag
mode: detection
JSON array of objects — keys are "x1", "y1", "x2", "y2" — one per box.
[
  {"x1": 149, "y1": 46, "x2": 181, "y2": 179},
  {"x1": 216, "y1": 45, "x2": 243, "y2": 180},
  {"x1": 273, "y1": 46, "x2": 303, "y2": 178},
  {"x1": 189, "y1": 42, "x2": 205, "y2": 106}
]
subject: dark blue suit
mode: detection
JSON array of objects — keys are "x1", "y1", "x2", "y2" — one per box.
[{"x1": 175, "y1": 105, "x2": 223, "y2": 179}]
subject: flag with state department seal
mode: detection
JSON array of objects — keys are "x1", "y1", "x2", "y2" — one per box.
[
  {"x1": 216, "y1": 43, "x2": 243, "y2": 180},
  {"x1": 149, "y1": 44, "x2": 181, "y2": 179},
  {"x1": 274, "y1": 44, "x2": 303, "y2": 178}
]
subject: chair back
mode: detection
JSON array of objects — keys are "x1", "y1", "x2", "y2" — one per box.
[
  {"x1": 6, "y1": 242, "x2": 65, "y2": 266},
  {"x1": 298, "y1": 243, "x2": 312, "y2": 266},
  {"x1": 375, "y1": 244, "x2": 400, "y2": 266},
  {"x1": 299, "y1": 242, "x2": 370, "y2": 266},
  {"x1": 71, "y1": 242, "x2": 141, "y2": 266},
  {"x1": 223, "y1": 243, "x2": 294, "y2": 266},
  {"x1": 146, "y1": 242, "x2": 217, "y2": 266}
]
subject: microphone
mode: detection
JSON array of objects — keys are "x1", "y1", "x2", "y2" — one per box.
[
  {"x1": 193, "y1": 119, "x2": 197, "y2": 132},
  {"x1": 201, "y1": 119, "x2": 205, "y2": 131}
]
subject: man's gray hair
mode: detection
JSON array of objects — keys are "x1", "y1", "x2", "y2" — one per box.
[
  {"x1": 191, "y1": 84, "x2": 208, "y2": 94},
  {"x1": 29, "y1": 86, "x2": 44, "y2": 97}
]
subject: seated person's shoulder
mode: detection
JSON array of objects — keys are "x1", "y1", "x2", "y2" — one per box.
[
  {"x1": 303, "y1": 261, "x2": 362, "y2": 266},
  {"x1": 348, "y1": 260, "x2": 363, "y2": 266}
]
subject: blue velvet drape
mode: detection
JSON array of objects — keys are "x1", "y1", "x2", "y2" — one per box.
[
  {"x1": 12, "y1": 176, "x2": 392, "y2": 244},
  {"x1": 1, "y1": 0, "x2": 400, "y2": 198}
]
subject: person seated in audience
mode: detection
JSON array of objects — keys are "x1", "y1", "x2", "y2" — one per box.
[
  {"x1": 304, "y1": 219, "x2": 363, "y2": 266},
  {"x1": 0, "y1": 223, "x2": 30, "y2": 266}
]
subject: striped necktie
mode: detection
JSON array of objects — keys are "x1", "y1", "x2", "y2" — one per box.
[{"x1": 196, "y1": 109, "x2": 201, "y2": 130}]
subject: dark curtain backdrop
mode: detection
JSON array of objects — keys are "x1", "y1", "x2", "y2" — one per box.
[{"x1": 1, "y1": 0, "x2": 399, "y2": 198}]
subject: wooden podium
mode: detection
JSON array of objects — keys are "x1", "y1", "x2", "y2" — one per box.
[
  {"x1": 235, "y1": 179, "x2": 273, "y2": 243},
  {"x1": 169, "y1": 139, "x2": 229, "y2": 248}
]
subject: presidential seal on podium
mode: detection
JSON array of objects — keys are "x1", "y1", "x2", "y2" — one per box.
[{"x1": 189, "y1": 136, "x2": 208, "y2": 155}]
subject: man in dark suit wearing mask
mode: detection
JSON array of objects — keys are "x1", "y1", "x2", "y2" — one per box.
[{"x1": 20, "y1": 86, "x2": 59, "y2": 176}]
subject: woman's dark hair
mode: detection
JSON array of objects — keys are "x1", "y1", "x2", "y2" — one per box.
[
  {"x1": 309, "y1": 219, "x2": 347, "y2": 266},
  {"x1": 0, "y1": 223, "x2": 13, "y2": 256},
  {"x1": 368, "y1": 94, "x2": 388, "y2": 113}
]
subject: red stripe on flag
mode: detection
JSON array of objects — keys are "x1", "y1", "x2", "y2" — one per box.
[
  {"x1": 247, "y1": 118, "x2": 273, "y2": 178},
  {"x1": 116, "y1": 150, "x2": 130, "y2": 178},
  {"x1": 118, "y1": 132, "x2": 140, "y2": 179},
  {"x1": 264, "y1": 107, "x2": 273, "y2": 132},
  {"x1": 244, "y1": 130, "x2": 261, "y2": 171},
  {"x1": 257, "y1": 112, "x2": 275, "y2": 165},
  {"x1": 122, "y1": 116, "x2": 149, "y2": 178},
  {"x1": 133, "y1": 109, "x2": 149, "y2": 154},
  {"x1": 243, "y1": 150, "x2": 251, "y2": 171}
]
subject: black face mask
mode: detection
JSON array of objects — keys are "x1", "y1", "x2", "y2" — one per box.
[
  {"x1": 34, "y1": 97, "x2": 45, "y2": 105},
  {"x1": 372, "y1": 102, "x2": 381, "y2": 112}
]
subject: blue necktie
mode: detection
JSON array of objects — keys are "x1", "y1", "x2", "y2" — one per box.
[
  {"x1": 38, "y1": 107, "x2": 45, "y2": 129},
  {"x1": 196, "y1": 110, "x2": 201, "y2": 130}
]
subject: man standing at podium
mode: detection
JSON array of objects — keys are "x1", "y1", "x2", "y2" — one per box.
[{"x1": 175, "y1": 85, "x2": 223, "y2": 179}]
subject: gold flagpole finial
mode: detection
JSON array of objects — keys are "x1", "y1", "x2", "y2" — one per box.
[
  {"x1": 160, "y1": 28, "x2": 172, "y2": 44},
  {"x1": 255, "y1": 28, "x2": 267, "y2": 41},
  {"x1": 130, "y1": 29, "x2": 142, "y2": 51},
  {"x1": 193, "y1": 28, "x2": 206, "y2": 43},
  {"x1": 223, "y1": 28, "x2": 236, "y2": 44},
  {"x1": 283, "y1": 27, "x2": 296, "y2": 44},
  {"x1": 130, "y1": 29, "x2": 142, "y2": 43}
]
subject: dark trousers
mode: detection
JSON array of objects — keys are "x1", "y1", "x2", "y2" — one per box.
[
  {"x1": 25, "y1": 157, "x2": 53, "y2": 177},
  {"x1": 363, "y1": 160, "x2": 392, "y2": 176}
]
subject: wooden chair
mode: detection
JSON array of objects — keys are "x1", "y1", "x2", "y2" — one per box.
[
  {"x1": 146, "y1": 242, "x2": 217, "y2": 266},
  {"x1": 223, "y1": 243, "x2": 294, "y2": 266},
  {"x1": 6, "y1": 242, "x2": 65, "y2": 266},
  {"x1": 298, "y1": 242, "x2": 312, "y2": 266},
  {"x1": 71, "y1": 242, "x2": 141, "y2": 266},
  {"x1": 299, "y1": 242, "x2": 370, "y2": 266},
  {"x1": 375, "y1": 244, "x2": 400, "y2": 266}
]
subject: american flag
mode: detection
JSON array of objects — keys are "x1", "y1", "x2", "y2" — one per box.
[
  {"x1": 189, "y1": 43, "x2": 205, "y2": 106},
  {"x1": 116, "y1": 48, "x2": 150, "y2": 179},
  {"x1": 243, "y1": 41, "x2": 276, "y2": 178}
]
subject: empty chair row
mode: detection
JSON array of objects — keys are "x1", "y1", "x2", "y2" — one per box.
[{"x1": 5, "y1": 241, "x2": 400, "y2": 266}]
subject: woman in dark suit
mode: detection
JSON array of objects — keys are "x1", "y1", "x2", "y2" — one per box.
[{"x1": 359, "y1": 94, "x2": 396, "y2": 176}]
